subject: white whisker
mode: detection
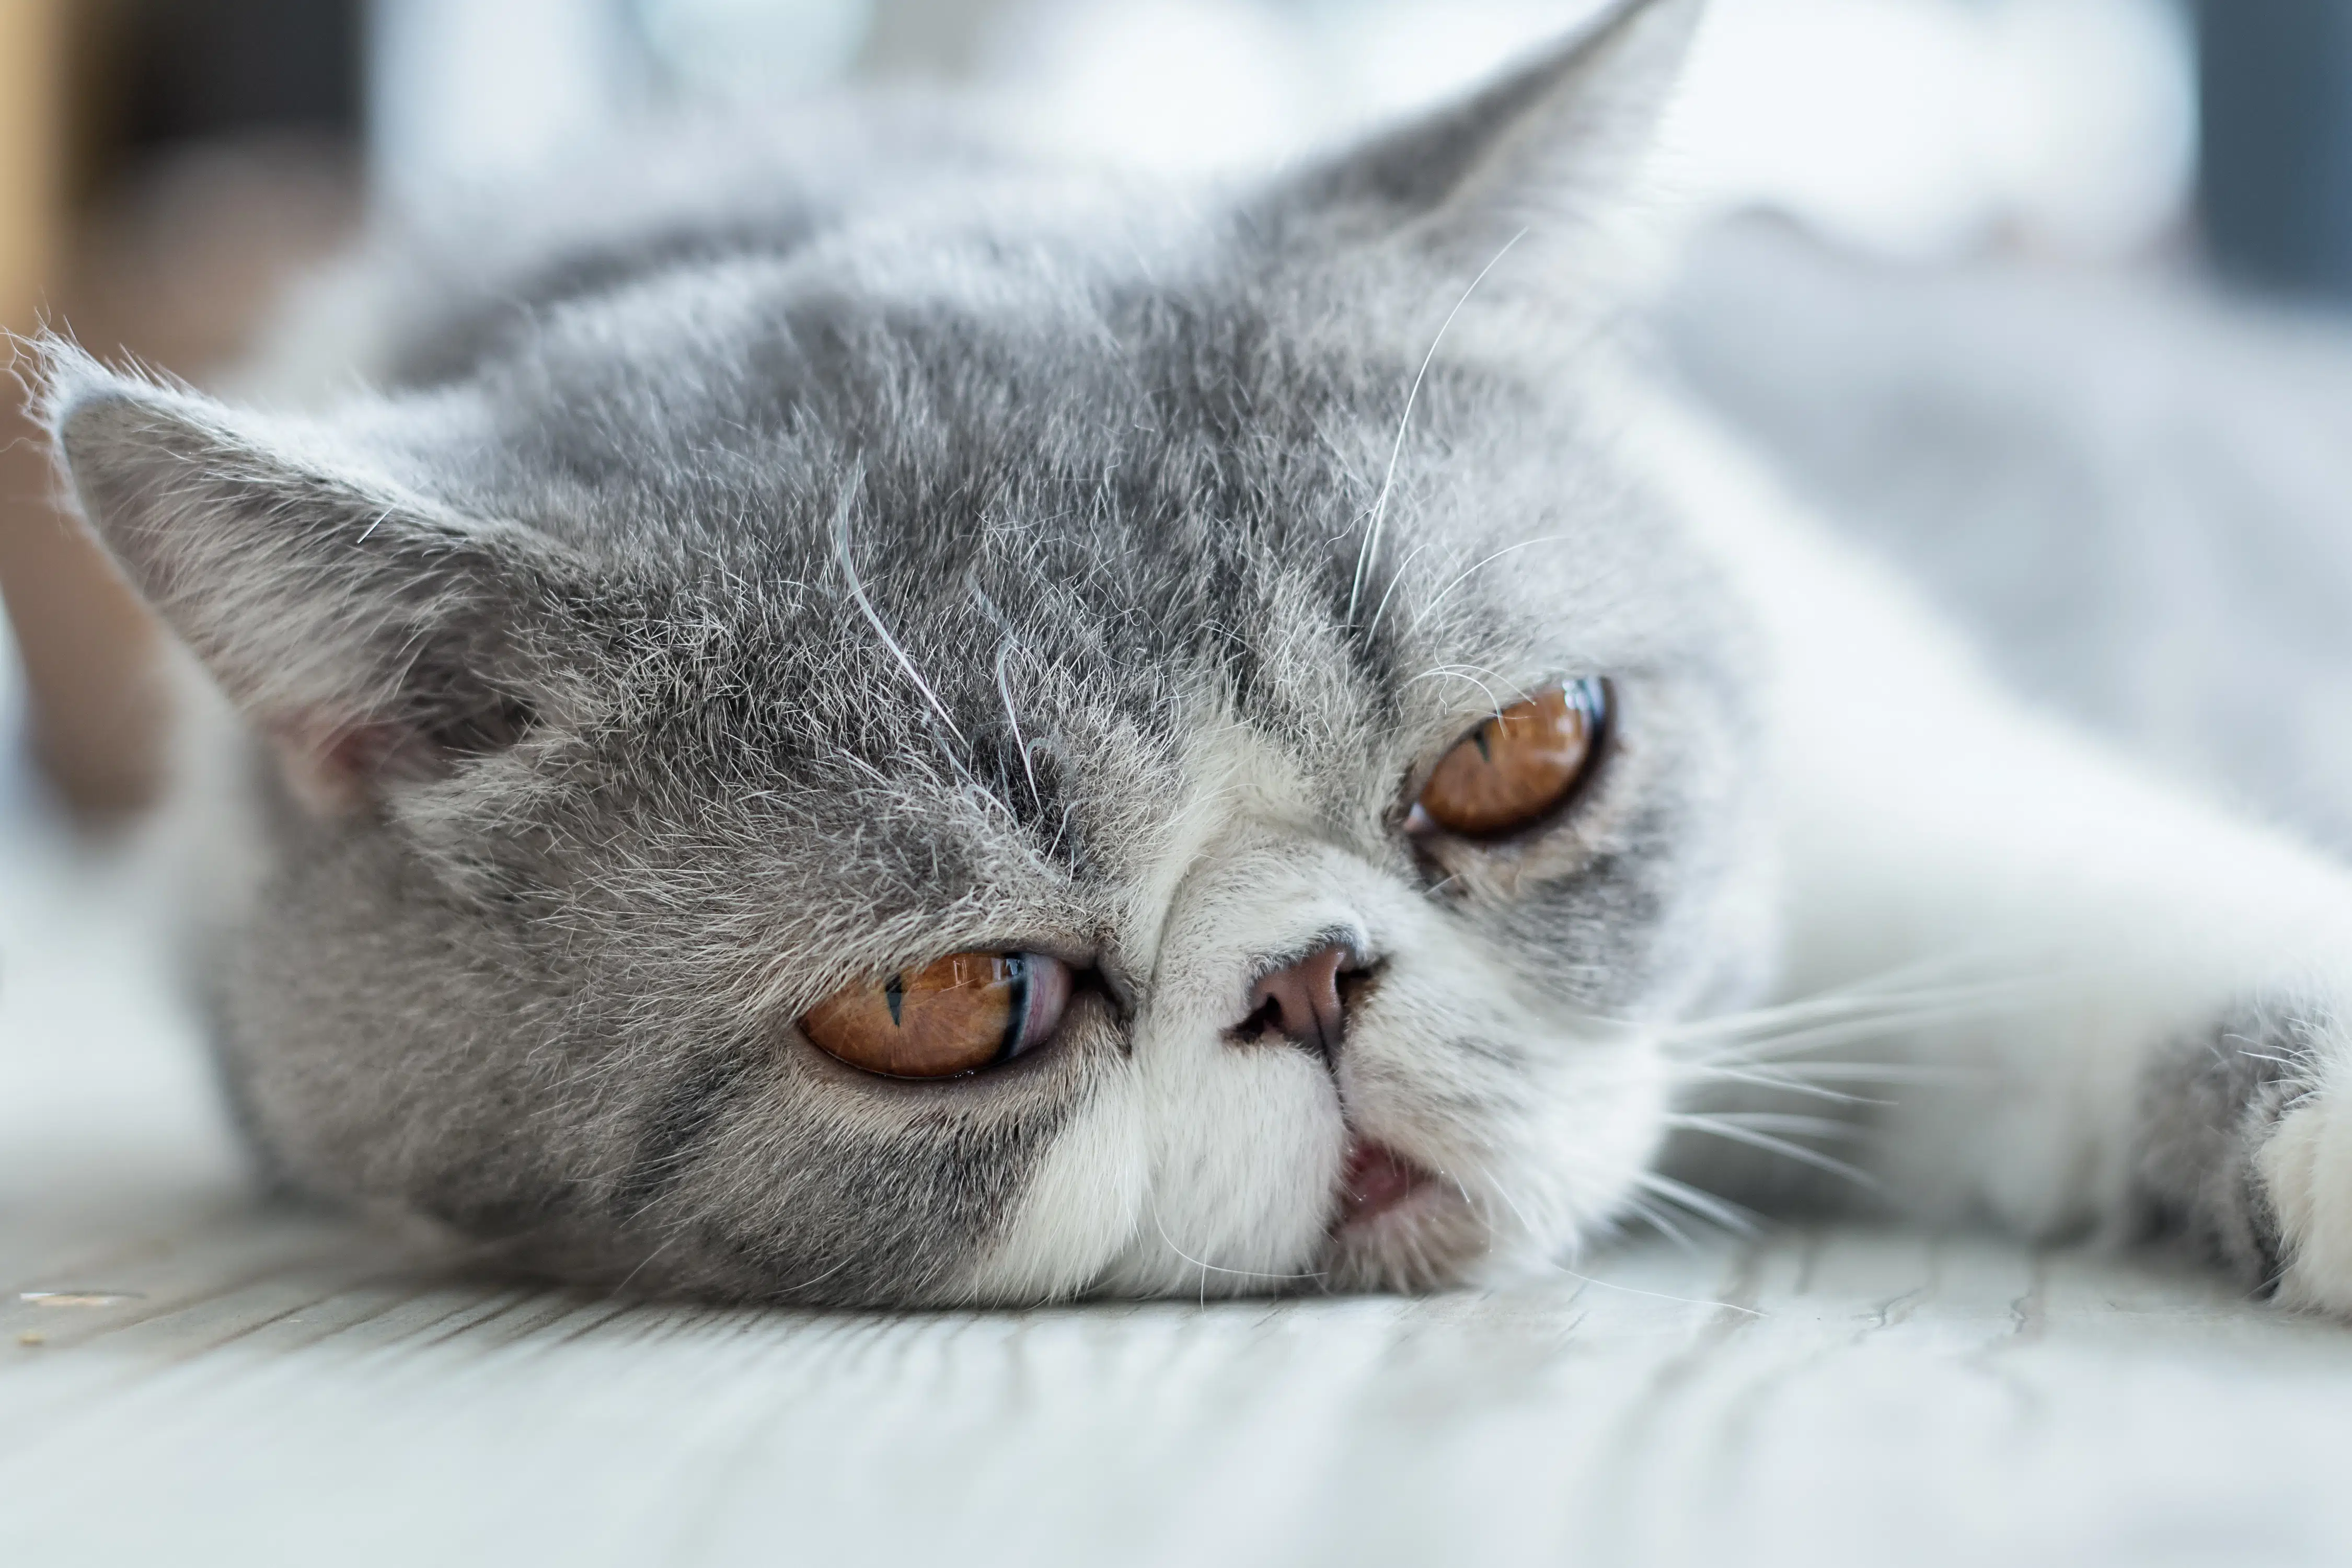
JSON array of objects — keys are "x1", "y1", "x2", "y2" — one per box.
[
  {"x1": 1678, "y1": 1064, "x2": 1884, "y2": 1105},
  {"x1": 1400, "y1": 665, "x2": 1519, "y2": 713},
  {"x1": 1148, "y1": 1194, "x2": 1325, "y2": 1288},
  {"x1": 1346, "y1": 227, "x2": 1528, "y2": 627},
  {"x1": 1688, "y1": 1111, "x2": 1862, "y2": 1142},
  {"x1": 1620, "y1": 1195, "x2": 1701, "y2": 1254},
  {"x1": 832, "y1": 464, "x2": 969, "y2": 752},
  {"x1": 1362, "y1": 537, "x2": 1437, "y2": 646},
  {"x1": 1707, "y1": 1060, "x2": 1971, "y2": 1086},
  {"x1": 1444, "y1": 1161, "x2": 1762, "y2": 1318},
  {"x1": 994, "y1": 641, "x2": 1041, "y2": 811},
  {"x1": 1405, "y1": 534, "x2": 1578, "y2": 636},
  {"x1": 1544, "y1": 1261, "x2": 1766, "y2": 1319},
  {"x1": 1667, "y1": 977, "x2": 2052, "y2": 1051},
  {"x1": 1666, "y1": 1114, "x2": 1880, "y2": 1189},
  {"x1": 1632, "y1": 1170, "x2": 1759, "y2": 1234}
]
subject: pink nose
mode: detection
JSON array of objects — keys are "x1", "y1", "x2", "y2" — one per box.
[{"x1": 1248, "y1": 943, "x2": 1353, "y2": 1059}]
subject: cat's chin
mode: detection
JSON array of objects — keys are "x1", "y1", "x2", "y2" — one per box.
[{"x1": 1319, "y1": 1140, "x2": 1488, "y2": 1294}]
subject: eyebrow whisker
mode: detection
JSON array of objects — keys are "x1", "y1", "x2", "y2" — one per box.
[{"x1": 1346, "y1": 226, "x2": 1530, "y2": 629}]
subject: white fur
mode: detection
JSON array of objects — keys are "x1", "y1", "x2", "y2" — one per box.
[
  {"x1": 975, "y1": 716, "x2": 1676, "y2": 1300},
  {"x1": 1639, "y1": 382, "x2": 2352, "y2": 1297}
]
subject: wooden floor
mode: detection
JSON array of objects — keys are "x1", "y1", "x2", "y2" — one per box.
[{"x1": 8, "y1": 665, "x2": 2352, "y2": 1567}]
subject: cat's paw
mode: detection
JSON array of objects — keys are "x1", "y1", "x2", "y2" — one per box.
[
  {"x1": 2141, "y1": 999, "x2": 2346, "y2": 1311},
  {"x1": 2258, "y1": 1085, "x2": 2352, "y2": 1312}
]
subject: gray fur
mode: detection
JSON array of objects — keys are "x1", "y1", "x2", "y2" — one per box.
[
  {"x1": 1666, "y1": 218, "x2": 2352, "y2": 856},
  {"x1": 39, "y1": 0, "x2": 1771, "y2": 1305},
  {"x1": 2132, "y1": 1001, "x2": 2315, "y2": 1288}
]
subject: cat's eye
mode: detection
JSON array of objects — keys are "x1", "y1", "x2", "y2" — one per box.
[
  {"x1": 800, "y1": 951, "x2": 1072, "y2": 1079},
  {"x1": 1410, "y1": 680, "x2": 1607, "y2": 838}
]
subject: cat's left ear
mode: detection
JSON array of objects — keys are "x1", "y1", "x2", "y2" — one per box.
[
  {"x1": 1255, "y1": 0, "x2": 1702, "y2": 276},
  {"x1": 35, "y1": 341, "x2": 586, "y2": 815}
]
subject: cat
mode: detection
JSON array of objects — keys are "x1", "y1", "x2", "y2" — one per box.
[{"x1": 31, "y1": 0, "x2": 2352, "y2": 1311}]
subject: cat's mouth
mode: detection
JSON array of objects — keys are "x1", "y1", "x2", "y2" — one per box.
[
  {"x1": 1335, "y1": 1140, "x2": 1434, "y2": 1230},
  {"x1": 1323, "y1": 1138, "x2": 1485, "y2": 1293}
]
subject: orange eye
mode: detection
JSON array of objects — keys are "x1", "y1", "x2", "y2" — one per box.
[
  {"x1": 1411, "y1": 681, "x2": 1606, "y2": 838},
  {"x1": 801, "y1": 951, "x2": 1072, "y2": 1079}
]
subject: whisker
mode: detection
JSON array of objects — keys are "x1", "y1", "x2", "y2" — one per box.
[
  {"x1": 1682, "y1": 1008, "x2": 2049, "y2": 1067},
  {"x1": 1666, "y1": 1114, "x2": 1880, "y2": 1189},
  {"x1": 606, "y1": 1233, "x2": 683, "y2": 1298},
  {"x1": 1399, "y1": 665, "x2": 1517, "y2": 711},
  {"x1": 832, "y1": 464, "x2": 971, "y2": 755},
  {"x1": 1147, "y1": 1195, "x2": 1325, "y2": 1287},
  {"x1": 1687, "y1": 1111, "x2": 1864, "y2": 1142},
  {"x1": 1542, "y1": 1260, "x2": 1766, "y2": 1319},
  {"x1": 993, "y1": 642, "x2": 1042, "y2": 812},
  {"x1": 963, "y1": 575, "x2": 1045, "y2": 815},
  {"x1": 1619, "y1": 1195, "x2": 1701, "y2": 1254},
  {"x1": 1404, "y1": 534, "x2": 1579, "y2": 636},
  {"x1": 1686, "y1": 1059, "x2": 1974, "y2": 1087},
  {"x1": 1677, "y1": 1064, "x2": 1886, "y2": 1105},
  {"x1": 1632, "y1": 1170, "x2": 1759, "y2": 1234},
  {"x1": 1445, "y1": 1171, "x2": 1762, "y2": 1317},
  {"x1": 1346, "y1": 226, "x2": 1528, "y2": 627},
  {"x1": 1447, "y1": 1167, "x2": 1526, "y2": 1234},
  {"x1": 1666, "y1": 977, "x2": 2053, "y2": 1052},
  {"x1": 1361, "y1": 538, "x2": 1437, "y2": 646}
]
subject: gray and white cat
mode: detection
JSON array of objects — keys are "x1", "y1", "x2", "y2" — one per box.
[{"x1": 34, "y1": 0, "x2": 2352, "y2": 1310}]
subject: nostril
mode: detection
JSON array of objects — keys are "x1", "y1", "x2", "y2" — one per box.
[
  {"x1": 1237, "y1": 942, "x2": 1358, "y2": 1060},
  {"x1": 1235, "y1": 994, "x2": 1284, "y2": 1037}
]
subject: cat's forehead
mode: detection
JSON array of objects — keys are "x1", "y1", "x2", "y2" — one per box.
[
  {"x1": 453, "y1": 198, "x2": 1525, "y2": 516},
  {"x1": 445, "y1": 201, "x2": 1694, "y2": 630},
  {"x1": 428, "y1": 189, "x2": 1737, "y2": 845}
]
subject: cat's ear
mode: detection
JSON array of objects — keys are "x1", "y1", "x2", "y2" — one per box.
[
  {"x1": 1259, "y1": 0, "x2": 1701, "y2": 273},
  {"x1": 36, "y1": 340, "x2": 582, "y2": 813}
]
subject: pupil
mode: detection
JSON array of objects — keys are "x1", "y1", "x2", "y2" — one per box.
[{"x1": 998, "y1": 954, "x2": 1030, "y2": 1062}]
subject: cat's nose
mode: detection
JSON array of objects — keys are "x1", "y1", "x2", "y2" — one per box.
[{"x1": 1246, "y1": 942, "x2": 1354, "y2": 1060}]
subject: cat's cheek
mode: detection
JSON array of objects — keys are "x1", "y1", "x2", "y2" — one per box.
[{"x1": 962, "y1": 1078, "x2": 1152, "y2": 1304}]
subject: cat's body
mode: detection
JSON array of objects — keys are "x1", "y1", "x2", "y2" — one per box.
[
  {"x1": 36, "y1": 0, "x2": 2352, "y2": 1311},
  {"x1": 1669, "y1": 217, "x2": 2352, "y2": 861}
]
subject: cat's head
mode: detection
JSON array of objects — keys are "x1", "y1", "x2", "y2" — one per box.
[{"x1": 38, "y1": 0, "x2": 1774, "y2": 1304}]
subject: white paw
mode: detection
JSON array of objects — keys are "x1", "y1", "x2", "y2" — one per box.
[{"x1": 2258, "y1": 1090, "x2": 2352, "y2": 1312}]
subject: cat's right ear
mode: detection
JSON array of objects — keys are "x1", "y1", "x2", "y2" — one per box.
[
  {"x1": 33, "y1": 339, "x2": 583, "y2": 813},
  {"x1": 1254, "y1": 0, "x2": 1702, "y2": 282}
]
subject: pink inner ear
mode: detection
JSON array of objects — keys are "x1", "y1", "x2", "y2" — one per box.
[{"x1": 268, "y1": 716, "x2": 422, "y2": 816}]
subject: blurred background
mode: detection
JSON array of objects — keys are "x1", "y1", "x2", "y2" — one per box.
[{"x1": 5, "y1": 0, "x2": 2352, "y2": 828}]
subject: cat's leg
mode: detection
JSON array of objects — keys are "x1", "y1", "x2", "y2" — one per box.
[
  {"x1": 1649, "y1": 396, "x2": 2352, "y2": 1309},
  {"x1": 1767, "y1": 684, "x2": 2352, "y2": 1307}
]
